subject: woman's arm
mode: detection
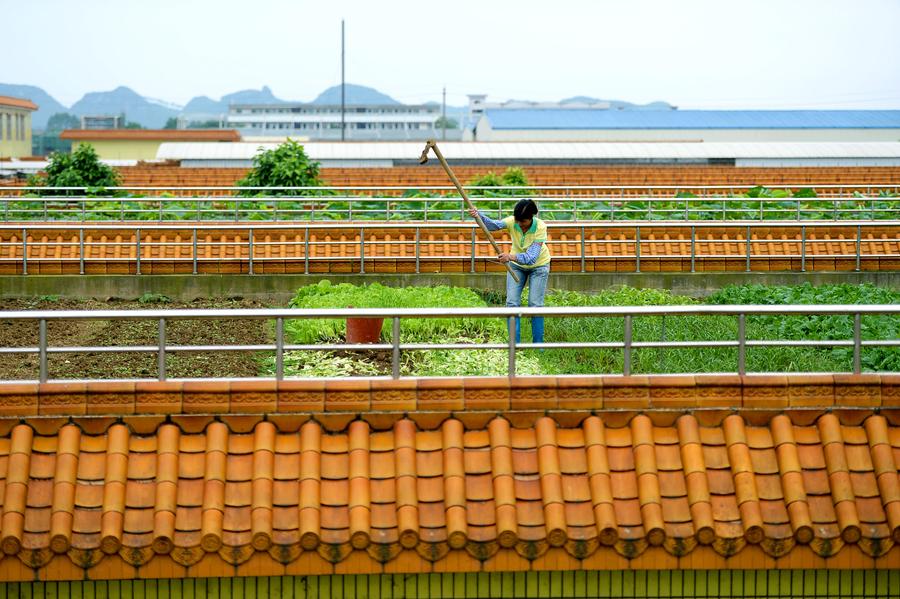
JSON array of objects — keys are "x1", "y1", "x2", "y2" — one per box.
[
  {"x1": 515, "y1": 241, "x2": 543, "y2": 265},
  {"x1": 467, "y1": 208, "x2": 505, "y2": 232}
]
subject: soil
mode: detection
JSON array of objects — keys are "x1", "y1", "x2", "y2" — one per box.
[{"x1": 0, "y1": 297, "x2": 274, "y2": 381}]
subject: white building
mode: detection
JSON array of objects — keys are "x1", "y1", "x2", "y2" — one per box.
[
  {"x1": 153, "y1": 141, "x2": 900, "y2": 169},
  {"x1": 465, "y1": 107, "x2": 900, "y2": 143},
  {"x1": 225, "y1": 103, "x2": 460, "y2": 141}
]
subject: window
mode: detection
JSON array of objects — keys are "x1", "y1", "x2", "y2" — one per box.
[{"x1": 5, "y1": 114, "x2": 10, "y2": 140}]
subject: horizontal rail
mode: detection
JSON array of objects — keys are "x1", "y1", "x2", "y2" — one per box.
[
  {"x1": 3, "y1": 193, "x2": 897, "y2": 223},
  {"x1": 7, "y1": 184, "x2": 900, "y2": 191},
  {"x1": 2, "y1": 305, "x2": 898, "y2": 383}
]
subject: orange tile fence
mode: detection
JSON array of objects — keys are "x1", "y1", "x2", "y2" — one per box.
[{"x1": 1, "y1": 222, "x2": 899, "y2": 275}]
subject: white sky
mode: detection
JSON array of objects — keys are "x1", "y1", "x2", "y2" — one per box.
[{"x1": 8, "y1": 0, "x2": 900, "y2": 109}]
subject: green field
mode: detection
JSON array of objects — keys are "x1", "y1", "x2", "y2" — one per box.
[{"x1": 269, "y1": 281, "x2": 900, "y2": 377}]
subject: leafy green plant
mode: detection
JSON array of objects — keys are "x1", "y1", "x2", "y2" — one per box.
[
  {"x1": 236, "y1": 139, "x2": 326, "y2": 197},
  {"x1": 137, "y1": 292, "x2": 172, "y2": 304},
  {"x1": 467, "y1": 167, "x2": 531, "y2": 197},
  {"x1": 27, "y1": 144, "x2": 120, "y2": 196}
]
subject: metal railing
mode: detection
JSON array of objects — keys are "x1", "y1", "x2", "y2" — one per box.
[
  {"x1": 2, "y1": 184, "x2": 899, "y2": 222},
  {"x1": 2, "y1": 221, "x2": 898, "y2": 275},
  {"x1": 1, "y1": 305, "x2": 897, "y2": 382}
]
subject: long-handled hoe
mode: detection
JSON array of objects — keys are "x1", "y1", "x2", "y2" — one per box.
[{"x1": 419, "y1": 140, "x2": 520, "y2": 282}]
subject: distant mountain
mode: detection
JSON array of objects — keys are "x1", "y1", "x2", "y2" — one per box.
[
  {"x1": 560, "y1": 96, "x2": 675, "y2": 110},
  {"x1": 313, "y1": 84, "x2": 400, "y2": 105},
  {"x1": 69, "y1": 86, "x2": 179, "y2": 128},
  {"x1": 182, "y1": 86, "x2": 284, "y2": 115},
  {"x1": 0, "y1": 83, "x2": 68, "y2": 129}
]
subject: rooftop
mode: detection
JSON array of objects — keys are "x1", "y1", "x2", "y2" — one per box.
[
  {"x1": 483, "y1": 110, "x2": 900, "y2": 130},
  {"x1": 155, "y1": 140, "x2": 900, "y2": 161},
  {"x1": 60, "y1": 129, "x2": 241, "y2": 142},
  {"x1": 0, "y1": 95, "x2": 38, "y2": 111}
]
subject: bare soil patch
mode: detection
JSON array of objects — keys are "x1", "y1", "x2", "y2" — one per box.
[{"x1": 0, "y1": 297, "x2": 273, "y2": 381}]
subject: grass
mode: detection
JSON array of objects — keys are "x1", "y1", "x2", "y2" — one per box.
[{"x1": 265, "y1": 281, "x2": 900, "y2": 377}]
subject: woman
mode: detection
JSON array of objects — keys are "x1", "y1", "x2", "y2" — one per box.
[{"x1": 468, "y1": 198, "x2": 551, "y2": 343}]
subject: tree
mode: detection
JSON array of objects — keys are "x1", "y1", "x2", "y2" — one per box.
[
  {"x1": 45, "y1": 113, "x2": 81, "y2": 133},
  {"x1": 188, "y1": 120, "x2": 221, "y2": 129},
  {"x1": 236, "y1": 139, "x2": 324, "y2": 196},
  {"x1": 163, "y1": 117, "x2": 178, "y2": 129},
  {"x1": 434, "y1": 116, "x2": 458, "y2": 130},
  {"x1": 27, "y1": 143, "x2": 121, "y2": 195},
  {"x1": 467, "y1": 167, "x2": 530, "y2": 196}
]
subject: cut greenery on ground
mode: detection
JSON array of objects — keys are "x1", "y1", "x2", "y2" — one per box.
[{"x1": 270, "y1": 281, "x2": 900, "y2": 377}]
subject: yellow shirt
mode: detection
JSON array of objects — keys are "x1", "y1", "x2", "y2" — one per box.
[{"x1": 502, "y1": 216, "x2": 551, "y2": 269}]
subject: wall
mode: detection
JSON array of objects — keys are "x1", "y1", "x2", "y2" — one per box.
[
  {"x1": 72, "y1": 139, "x2": 163, "y2": 160},
  {"x1": 0, "y1": 107, "x2": 32, "y2": 158},
  {"x1": 474, "y1": 120, "x2": 900, "y2": 142}
]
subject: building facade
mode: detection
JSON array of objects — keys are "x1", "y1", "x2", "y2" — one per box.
[
  {"x1": 225, "y1": 102, "x2": 454, "y2": 141},
  {"x1": 466, "y1": 109, "x2": 900, "y2": 143},
  {"x1": 0, "y1": 95, "x2": 38, "y2": 158}
]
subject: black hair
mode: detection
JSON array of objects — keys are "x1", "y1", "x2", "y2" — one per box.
[{"x1": 513, "y1": 199, "x2": 538, "y2": 222}]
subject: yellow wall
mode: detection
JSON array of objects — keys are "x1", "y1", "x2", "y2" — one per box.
[
  {"x1": 0, "y1": 107, "x2": 33, "y2": 158},
  {"x1": 72, "y1": 139, "x2": 163, "y2": 160}
]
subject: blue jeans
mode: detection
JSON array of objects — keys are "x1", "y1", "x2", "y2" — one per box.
[{"x1": 506, "y1": 263, "x2": 549, "y2": 343}]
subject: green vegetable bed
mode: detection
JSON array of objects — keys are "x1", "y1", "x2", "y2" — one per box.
[{"x1": 266, "y1": 281, "x2": 900, "y2": 377}]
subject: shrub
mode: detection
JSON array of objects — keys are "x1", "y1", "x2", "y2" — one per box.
[
  {"x1": 28, "y1": 144, "x2": 120, "y2": 196},
  {"x1": 236, "y1": 139, "x2": 325, "y2": 197},
  {"x1": 467, "y1": 167, "x2": 530, "y2": 197}
]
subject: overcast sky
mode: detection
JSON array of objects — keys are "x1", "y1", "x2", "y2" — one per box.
[{"x1": 9, "y1": 0, "x2": 900, "y2": 109}]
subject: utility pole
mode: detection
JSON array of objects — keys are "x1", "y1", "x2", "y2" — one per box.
[
  {"x1": 341, "y1": 19, "x2": 346, "y2": 141},
  {"x1": 442, "y1": 86, "x2": 447, "y2": 141}
]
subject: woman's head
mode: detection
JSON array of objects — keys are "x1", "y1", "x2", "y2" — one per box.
[{"x1": 513, "y1": 199, "x2": 538, "y2": 228}]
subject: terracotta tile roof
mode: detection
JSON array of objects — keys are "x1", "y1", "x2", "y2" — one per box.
[
  {"x1": 0, "y1": 96, "x2": 38, "y2": 111},
  {"x1": 4, "y1": 165, "x2": 900, "y2": 193},
  {"x1": 0, "y1": 409, "x2": 896, "y2": 579},
  {"x1": 59, "y1": 129, "x2": 241, "y2": 142},
  {"x1": 2, "y1": 224, "x2": 898, "y2": 275}
]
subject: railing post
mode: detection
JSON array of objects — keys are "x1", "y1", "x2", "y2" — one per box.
[
  {"x1": 738, "y1": 314, "x2": 746, "y2": 375},
  {"x1": 415, "y1": 227, "x2": 420, "y2": 274},
  {"x1": 856, "y1": 224, "x2": 862, "y2": 272},
  {"x1": 76, "y1": 228, "x2": 84, "y2": 275},
  {"x1": 304, "y1": 227, "x2": 310, "y2": 274},
  {"x1": 136, "y1": 228, "x2": 142, "y2": 275},
  {"x1": 745, "y1": 225, "x2": 751, "y2": 272},
  {"x1": 623, "y1": 315, "x2": 632, "y2": 376},
  {"x1": 635, "y1": 226, "x2": 641, "y2": 273},
  {"x1": 352, "y1": 225, "x2": 363, "y2": 274},
  {"x1": 508, "y1": 316, "x2": 516, "y2": 379},
  {"x1": 391, "y1": 317, "x2": 400, "y2": 380},
  {"x1": 248, "y1": 228, "x2": 254, "y2": 275},
  {"x1": 800, "y1": 226, "x2": 807, "y2": 272},
  {"x1": 470, "y1": 228, "x2": 476, "y2": 273},
  {"x1": 580, "y1": 226, "x2": 586, "y2": 273},
  {"x1": 39, "y1": 318, "x2": 47, "y2": 383},
  {"x1": 275, "y1": 317, "x2": 284, "y2": 381},
  {"x1": 21, "y1": 227, "x2": 27, "y2": 275},
  {"x1": 690, "y1": 226, "x2": 696, "y2": 273},
  {"x1": 853, "y1": 313, "x2": 862, "y2": 374},
  {"x1": 192, "y1": 229, "x2": 198, "y2": 275},
  {"x1": 157, "y1": 318, "x2": 166, "y2": 381}
]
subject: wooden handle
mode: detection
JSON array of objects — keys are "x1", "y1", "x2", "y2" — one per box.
[{"x1": 424, "y1": 141, "x2": 520, "y2": 283}]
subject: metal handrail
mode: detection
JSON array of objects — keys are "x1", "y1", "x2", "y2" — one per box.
[
  {"x1": 6, "y1": 184, "x2": 900, "y2": 191},
  {"x1": 1, "y1": 305, "x2": 897, "y2": 382},
  {"x1": 2, "y1": 221, "x2": 897, "y2": 275},
  {"x1": 4, "y1": 191, "x2": 897, "y2": 222}
]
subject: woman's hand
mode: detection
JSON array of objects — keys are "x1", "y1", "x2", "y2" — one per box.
[
  {"x1": 467, "y1": 208, "x2": 479, "y2": 218},
  {"x1": 498, "y1": 253, "x2": 513, "y2": 263}
]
